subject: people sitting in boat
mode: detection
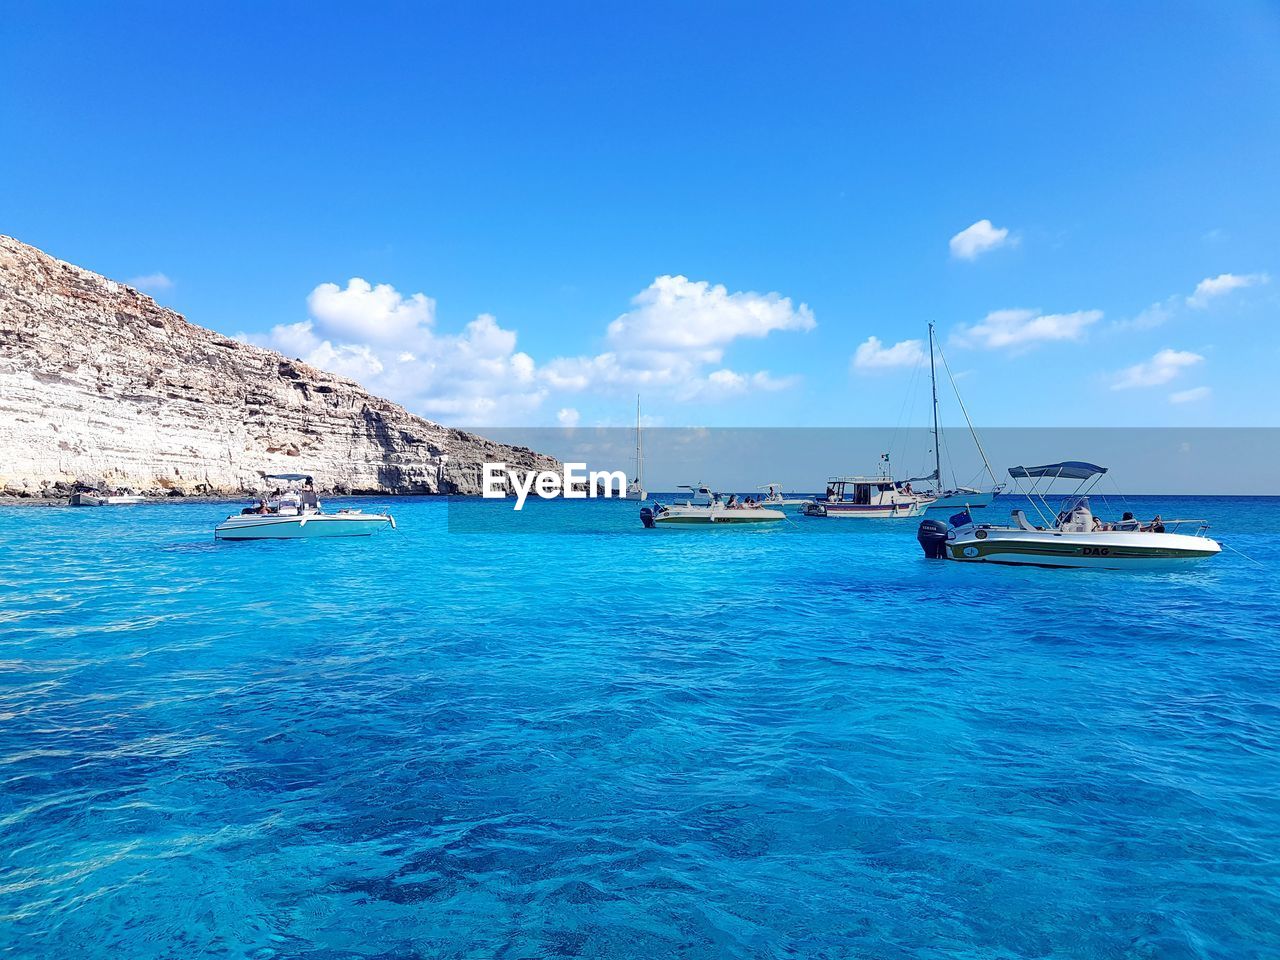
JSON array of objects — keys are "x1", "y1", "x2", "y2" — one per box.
[
  {"x1": 826, "y1": 485, "x2": 836, "y2": 501},
  {"x1": 1116, "y1": 511, "x2": 1140, "y2": 531},
  {"x1": 903, "y1": 481, "x2": 913, "y2": 495},
  {"x1": 301, "y1": 478, "x2": 319, "y2": 511},
  {"x1": 726, "y1": 494, "x2": 738, "y2": 509},
  {"x1": 241, "y1": 498, "x2": 271, "y2": 515},
  {"x1": 1150, "y1": 514, "x2": 1165, "y2": 533}
]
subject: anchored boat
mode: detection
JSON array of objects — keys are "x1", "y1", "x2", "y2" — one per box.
[
  {"x1": 917, "y1": 461, "x2": 1220, "y2": 569},
  {"x1": 757, "y1": 483, "x2": 810, "y2": 510},
  {"x1": 801, "y1": 458, "x2": 936, "y2": 518},
  {"x1": 623, "y1": 395, "x2": 647, "y2": 501},
  {"x1": 640, "y1": 484, "x2": 785, "y2": 527},
  {"x1": 69, "y1": 490, "x2": 146, "y2": 506},
  {"x1": 919, "y1": 322, "x2": 1003, "y2": 512},
  {"x1": 214, "y1": 473, "x2": 395, "y2": 541}
]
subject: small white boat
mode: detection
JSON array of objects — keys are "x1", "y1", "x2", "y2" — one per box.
[
  {"x1": 623, "y1": 395, "x2": 647, "y2": 501},
  {"x1": 917, "y1": 461, "x2": 1220, "y2": 569},
  {"x1": 801, "y1": 461, "x2": 935, "y2": 519},
  {"x1": 925, "y1": 487, "x2": 998, "y2": 512},
  {"x1": 640, "y1": 484, "x2": 785, "y2": 527},
  {"x1": 69, "y1": 491, "x2": 146, "y2": 507},
  {"x1": 757, "y1": 483, "x2": 810, "y2": 510},
  {"x1": 214, "y1": 473, "x2": 394, "y2": 541}
]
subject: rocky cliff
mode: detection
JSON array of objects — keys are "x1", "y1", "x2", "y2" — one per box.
[{"x1": 0, "y1": 235, "x2": 557, "y2": 497}]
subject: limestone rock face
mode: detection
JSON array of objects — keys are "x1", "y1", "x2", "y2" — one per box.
[{"x1": 0, "y1": 235, "x2": 557, "y2": 496}]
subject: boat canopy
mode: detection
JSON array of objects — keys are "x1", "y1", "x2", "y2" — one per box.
[
  {"x1": 1008, "y1": 461, "x2": 1107, "y2": 481},
  {"x1": 263, "y1": 473, "x2": 314, "y2": 482}
]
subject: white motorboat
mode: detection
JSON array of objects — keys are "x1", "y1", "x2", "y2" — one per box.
[
  {"x1": 640, "y1": 484, "x2": 785, "y2": 527},
  {"x1": 623, "y1": 395, "x2": 647, "y2": 501},
  {"x1": 69, "y1": 490, "x2": 145, "y2": 506},
  {"x1": 214, "y1": 473, "x2": 395, "y2": 541},
  {"x1": 801, "y1": 459, "x2": 936, "y2": 519},
  {"x1": 917, "y1": 461, "x2": 1220, "y2": 569},
  {"x1": 757, "y1": 483, "x2": 810, "y2": 510}
]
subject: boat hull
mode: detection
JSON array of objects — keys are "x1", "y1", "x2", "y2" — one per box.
[
  {"x1": 214, "y1": 513, "x2": 393, "y2": 540},
  {"x1": 70, "y1": 493, "x2": 144, "y2": 506},
  {"x1": 945, "y1": 528, "x2": 1220, "y2": 569},
  {"x1": 649, "y1": 506, "x2": 785, "y2": 526},
  {"x1": 803, "y1": 500, "x2": 931, "y2": 519},
  {"x1": 925, "y1": 491, "x2": 995, "y2": 511}
]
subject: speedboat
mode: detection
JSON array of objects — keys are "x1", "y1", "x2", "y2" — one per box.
[
  {"x1": 640, "y1": 484, "x2": 785, "y2": 527},
  {"x1": 214, "y1": 473, "x2": 395, "y2": 541},
  {"x1": 757, "y1": 483, "x2": 810, "y2": 510},
  {"x1": 801, "y1": 461, "x2": 935, "y2": 519},
  {"x1": 623, "y1": 395, "x2": 647, "y2": 501},
  {"x1": 917, "y1": 461, "x2": 1220, "y2": 569},
  {"x1": 69, "y1": 490, "x2": 145, "y2": 506}
]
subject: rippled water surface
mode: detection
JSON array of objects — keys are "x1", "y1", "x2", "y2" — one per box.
[{"x1": 1, "y1": 495, "x2": 1278, "y2": 958}]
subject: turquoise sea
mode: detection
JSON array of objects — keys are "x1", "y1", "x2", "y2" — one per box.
[{"x1": 1, "y1": 495, "x2": 1278, "y2": 958}]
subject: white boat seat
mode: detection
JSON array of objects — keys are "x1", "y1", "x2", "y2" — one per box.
[{"x1": 1011, "y1": 508, "x2": 1036, "y2": 531}]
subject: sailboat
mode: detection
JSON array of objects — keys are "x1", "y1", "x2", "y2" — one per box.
[
  {"x1": 623, "y1": 395, "x2": 646, "y2": 501},
  {"x1": 918, "y1": 322, "x2": 1003, "y2": 512}
]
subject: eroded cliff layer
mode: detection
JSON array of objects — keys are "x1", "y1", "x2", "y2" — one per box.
[{"x1": 0, "y1": 235, "x2": 556, "y2": 496}]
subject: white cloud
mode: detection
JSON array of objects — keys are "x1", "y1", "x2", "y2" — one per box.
[
  {"x1": 240, "y1": 273, "x2": 813, "y2": 425},
  {"x1": 1111, "y1": 349, "x2": 1204, "y2": 390},
  {"x1": 606, "y1": 275, "x2": 815, "y2": 356},
  {"x1": 1116, "y1": 297, "x2": 1177, "y2": 332},
  {"x1": 242, "y1": 282, "x2": 543, "y2": 425},
  {"x1": 1187, "y1": 272, "x2": 1269, "y2": 308},
  {"x1": 128, "y1": 272, "x2": 173, "y2": 293},
  {"x1": 307, "y1": 278, "x2": 435, "y2": 342},
  {"x1": 949, "y1": 219, "x2": 1012, "y2": 261},
  {"x1": 852, "y1": 336, "x2": 926, "y2": 372},
  {"x1": 1169, "y1": 386, "x2": 1211, "y2": 404},
  {"x1": 542, "y1": 275, "x2": 814, "y2": 397},
  {"x1": 954, "y1": 308, "x2": 1102, "y2": 350},
  {"x1": 556, "y1": 407, "x2": 580, "y2": 427}
]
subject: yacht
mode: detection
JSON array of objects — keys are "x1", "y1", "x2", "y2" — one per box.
[
  {"x1": 801, "y1": 457, "x2": 935, "y2": 518},
  {"x1": 214, "y1": 473, "x2": 395, "y2": 540},
  {"x1": 623, "y1": 395, "x2": 647, "y2": 501},
  {"x1": 917, "y1": 461, "x2": 1220, "y2": 569},
  {"x1": 640, "y1": 484, "x2": 785, "y2": 527}
]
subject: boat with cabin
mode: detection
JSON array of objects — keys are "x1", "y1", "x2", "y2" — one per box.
[
  {"x1": 801, "y1": 456, "x2": 935, "y2": 518},
  {"x1": 640, "y1": 484, "x2": 785, "y2": 527},
  {"x1": 214, "y1": 473, "x2": 395, "y2": 540},
  {"x1": 916, "y1": 461, "x2": 1220, "y2": 569}
]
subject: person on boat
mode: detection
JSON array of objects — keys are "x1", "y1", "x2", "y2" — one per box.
[
  {"x1": 826, "y1": 484, "x2": 836, "y2": 501},
  {"x1": 1150, "y1": 515, "x2": 1165, "y2": 533},
  {"x1": 301, "y1": 478, "x2": 319, "y2": 512},
  {"x1": 903, "y1": 481, "x2": 913, "y2": 495},
  {"x1": 726, "y1": 494, "x2": 738, "y2": 509},
  {"x1": 1117, "y1": 511, "x2": 1140, "y2": 531},
  {"x1": 1092, "y1": 516, "x2": 1106, "y2": 532}
]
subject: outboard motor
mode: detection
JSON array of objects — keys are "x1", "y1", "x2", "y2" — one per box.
[
  {"x1": 640, "y1": 507, "x2": 656, "y2": 529},
  {"x1": 917, "y1": 518, "x2": 950, "y2": 559}
]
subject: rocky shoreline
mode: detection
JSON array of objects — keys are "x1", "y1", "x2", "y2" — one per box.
[{"x1": 0, "y1": 235, "x2": 559, "y2": 497}]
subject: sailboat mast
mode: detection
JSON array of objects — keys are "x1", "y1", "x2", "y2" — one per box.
[
  {"x1": 929, "y1": 322, "x2": 942, "y2": 491},
  {"x1": 635, "y1": 395, "x2": 644, "y2": 488}
]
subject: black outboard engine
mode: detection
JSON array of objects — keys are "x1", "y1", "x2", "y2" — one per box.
[
  {"x1": 640, "y1": 507, "x2": 656, "y2": 529},
  {"x1": 917, "y1": 518, "x2": 950, "y2": 559}
]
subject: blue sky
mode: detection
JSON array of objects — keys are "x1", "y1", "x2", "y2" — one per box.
[{"x1": 3, "y1": 2, "x2": 1278, "y2": 429}]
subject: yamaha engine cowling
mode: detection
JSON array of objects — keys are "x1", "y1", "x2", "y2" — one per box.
[
  {"x1": 640, "y1": 507, "x2": 656, "y2": 529},
  {"x1": 917, "y1": 519, "x2": 950, "y2": 559}
]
